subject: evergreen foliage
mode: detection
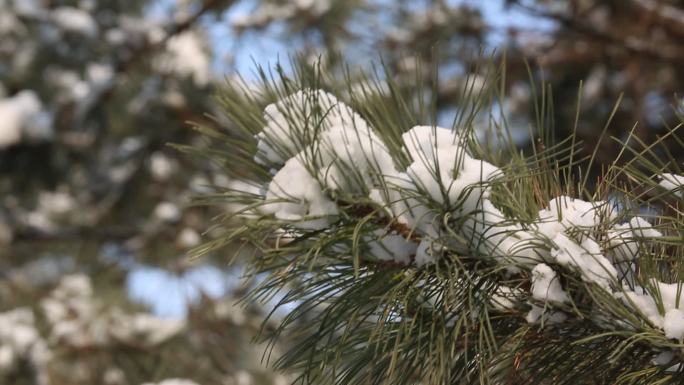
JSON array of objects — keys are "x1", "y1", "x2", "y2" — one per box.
[{"x1": 197, "y1": 59, "x2": 684, "y2": 385}]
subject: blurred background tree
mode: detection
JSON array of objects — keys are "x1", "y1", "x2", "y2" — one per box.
[{"x1": 1, "y1": 0, "x2": 683, "y2": 384}]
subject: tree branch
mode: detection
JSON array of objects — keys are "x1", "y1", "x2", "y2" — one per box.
[{"x1": 512, "y1": 1, "x2": 684, "y2": 65}]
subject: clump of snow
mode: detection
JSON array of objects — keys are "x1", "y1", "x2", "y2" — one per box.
[
  {"x1": 525, "y1": 304, "x2": 567, "y2": 325},
  {"x1": 161, "y1": 31, "x2": 212, "y2": 86},
  {"x1": 258, "y1": 90, "x2": 399, "y2": 229},
  {"x1": 550, "y1": 233, "x2": 617, "y2": 289},
  {"x1": 380, "y1": 125, "x2": 502, "y2": 251},
  {"x1": 0, "y1": 11, "x2": 23, "y2": 35},
  {"x1": 366, "y1": 230, "x2": 417, "y2": 265},
  {"x1": 46, "y1": 68, "x2": 88, "y2": 101},
  {"x1": 86, "y1": 62, "x2": 114, "y2": 88},
  {"x1": 0, "y1": 307, "x2": 51, "y2": 375},
  {"x1": 537, "y1": 196, "x2": 616, "y2": 239},
  {"x1": 51, "y1": 6, "x2": 98, "y2": 37},
  {"x1": 149, "y1": 152, "x2": 175, "y2": 181},
  {"x1": 255, "y1": 89, "x2": 368, "y2": 165},
  {"x1": 663, "y1": 309, "x2": 684, "y2": 341},
  {"x1": 154, "y1": 201, "x2": 182, "y2": 222},
  {"x1": 414, "y1": 239, "x2": 436, "y2": 267},
  {"x1": 41, "y1": 274, "x2": 102, "y2": 347},
  {"x1": 223, "y1": 178, "x2": 264, "y2": 217},
  {"x1": 490, "y1": 286, "x2": 524, "y2": 311},
  {"x1": 606, "y1": 217, "x2": 661, "y2": 262},
  {"x1": 13, "y1": 0, "x2": 46, "y2": 17},
  {"x1": 401, "y1": 125, "x2": 500, "y2": 209},
  {"x1": 615, "y1": 287, "x2": 663, "y2": 328},
  {"x1": 0, "y1": 90, "x2": 47, "y2": 148},
  {"x1": 317, "y1": 122, "x2": 396, "y2": 193},
  {"x1": 105, "y1": 28, "x2": 127, "y2": 45},
  {"x1": 263, "y1": 156, "x2": 338, "y2": 229},
  {"x1": 531, "y1": 264, "x2": 570, "y2": 303},
  {"x1": 652, "y1": 280, "x2": 684, "y2": 310},
  {"x1": 177, "y1": 227, "x2": 200, "y2": 248},
  {"x1": 38, "y1": 190, "x2": 76, "y2": 218},
  {"x1": 615, "y1": 280, "x2": 684, "y2": 339},
  {"x1": 659, "y1": 173, "x2": 684, "y2": 197},
  {"x1": 103, "y1": 367, "x2": 126, "y2": 385},
  {"x1": 402, "y1": 125, "x2": 462, "y2": 162},
  {"x1": 461, "y1": 199, "x2": 541, "y2": 270}
]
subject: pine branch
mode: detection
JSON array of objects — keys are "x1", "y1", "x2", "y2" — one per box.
[{"x1": 192, "y1": 57, "x2": 684, "y2": 384}]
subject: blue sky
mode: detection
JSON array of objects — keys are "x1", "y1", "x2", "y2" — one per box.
[{"x1": 205, "y1": 0, "x2": 554, "y2": 78}]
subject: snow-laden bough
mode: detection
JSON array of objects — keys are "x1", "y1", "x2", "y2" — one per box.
[{"x1": 233, "y1": 88, "x2": 684, "y2": 362}]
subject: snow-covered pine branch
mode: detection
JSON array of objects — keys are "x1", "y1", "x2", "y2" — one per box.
[{"x1": 203, "y1": 68, "x2": 684, "y2": 383}]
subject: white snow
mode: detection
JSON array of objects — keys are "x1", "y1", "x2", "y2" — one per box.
[
  {"x1": 458, "y1": 198, "x2": 542, "y2": 273},
  {"x1": 388, "y1": 125, "x2": 504, "y2": 262},
  {"x1": 0, "y1": 11, "x2": 22, "y2": 35},
  {"x1": 177, "y1": 227, "x2": 200, "y2": 248},
  {"x1": 0, "y1": 308, "x2": 38, "y2": 354},
  {"x1": 0, "y1": 345, "x2": 13, "y2": 372},
  {"x1": 550, "y1": 233, "x2": 616, "y2": 289},
  {"x1": 401, "y1": 125, "x2": 500, "y2": 208},
  {"x1": 659, "y1": 173, "x2": 684, "y2": 197},
  {"x1": 402, "y1": 125, "x2": 462, "y2": 162},
  {"x1": 13, "y1": 0, "x2": 45, "y2": 17},
  {"x1": 606, "y1": 217, "x2": 661, "y2": 262},
  {"x1": 0, "y1": 90, "x2": 45, "y2": 148},
  {"x1": 317, "y1": 122, "x2": 396, "y2": 192},
  {"x1": 149, "y1": 152, "x2": 175, "y2": 181},
  {"x1": 537, "y1": 196, "x2": 616, "y2": 239},
  {"x1": 0, "y1": 307, "x2": 48, "y2": 373},
  {"x1": 258, "y1": 90, "x2": 397, "y2": 229},
  {"x1": 86, "y1": 62, "x2": 114, "y2": 87},
  {"x1": 38, "y1": 190, "x2": 76, "y2": 217},
  {"x1": 531, "y1": 263, "x2": 570, "y2": 303},
  {"x1": 154, "y1": 201, "x2": 182, "y2": 222},
  {"x1": 663, "y1": 309, "x2": 684, "y2": 341},
  {"x1": 53, "y1": 273, "x2": 93, "y2": 298},
  {"x1": 223, "y1": 178, "x2": 264, "y2": 217},
  {"x1": 255, "y1": 89, "x2": 368, "y2": 165},
  {"x1": 105, "y1": 28, "x2": 127, "y2": 45},
  {"x1": 616, "y1": 288, "x2": 663, "y2": 328},
  {"x1": 414, "y1": 239, "x2": 435, "y2": 266},
  {"x1": 525, "y1": 304, "x2": 567, "y2": 325},
  {"x1": 367, "y1": 230, "x2": 417, "y2": 265},
  {"x1": 490, "y1": 286, "x2": 523, "y2": 311},
  {"x1": 652, "y1": 280, "x2": 684, "y2": 310},
  {"x1": 51, "y1": 7, "x2": 98, "y2": 37},
  {"x1": 163, "y1": 31, "x2": 212, "y2": 86},
  {"x1": 263, "y1": 156, "x2": 338, "y2": 229}
]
